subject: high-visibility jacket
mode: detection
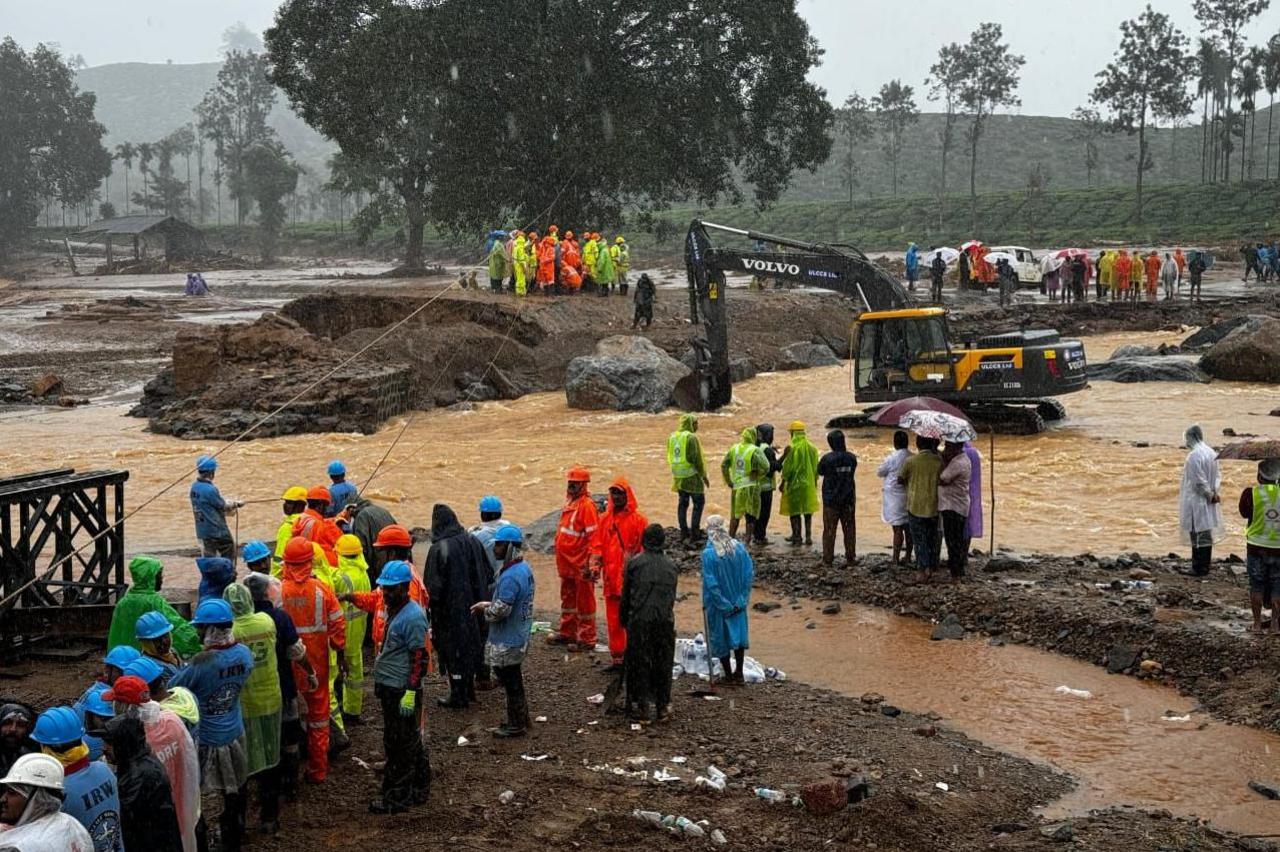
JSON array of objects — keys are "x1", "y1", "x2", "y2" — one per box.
[
  {"x1": 273, "y1": 514, "x2": 301, "y2": 571},
  {"x1": 583, "y1": 239, "x2": 600, "y2": 272},
  {"x1": 563, "y1": 239, "x2": 582, "y2": 271},
  {"x1": 1114, "y1": 254, "x2": 1131, "y2": 287},
  {"x1": 536, "y1": 236, "x2": 557, "y2": 285},
  {"x1": 281, "y1": 558, "x2": 345, "y2": 689},
  {"x1": 1098, "y1": 252, "x2": 1114, "y2": 287},
  {"x1": 611, "y1": 243, "x2": 629, "y2": 272},
  {"x1": 594, "y1": 240, "x2": 616, "y2": 284},
  {"x1": 294, "y1": 508, "x2": 342, "y2": 566},
  {"x1": 350, "y1": 561, "x2": 431, "y2": 660},
  {"x1": 332, "y1": 552, "x2": 371, "y2": 651},
  {"x1": 596, "y1": 478, "x2": 647, "y2": 597},
  {"x1": 728, "y1": 441, "x2": 762, "y2": 488},
  {"x1": 668, "y1": 430, "x2": 697, "y2": 479},
  {"x1": 1247, "y1": 484, "x2": 1280, "y2": 548},
  {"x1": 555, "y1": 494, "x2": 601, "y2": 578}
]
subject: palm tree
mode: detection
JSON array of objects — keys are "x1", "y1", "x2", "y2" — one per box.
[
  {"x1": 1237, "y1": 49, "x2": 1264, "y2": 180},
  {"x1": 1266, "y1": 35, "x2": 1280, "y2": 181},
  {"x1": 1196, "y1": 39, "x2": 1222, "y2": 183},
  {"x1": 114, "y1": 142, "x2": 136, "y2": 215},
  {"x1": 137, "y1": 142, "x2": 154, "y2": 213}
]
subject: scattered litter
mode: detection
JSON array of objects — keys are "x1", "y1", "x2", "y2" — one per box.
[
  {"x1": 520, "y1": 753, "x2": 550, "y2": 761},
  {"x1": 670, "y1": 756, "x2": 688, "y2": 764},
  {"x1": 704, "y1": 695, "x2": 723, "y2": 702},
  {"x1": 633, "y1": 810, "x2": 663, "y2": 828},
  {"x1": 456, "y1": 735, "x2": 472, "y2": 747},
  {"x1": 652, "y1": 768, "x2": 682, "y2": 783},
  {"x1": 534, "y1": 716, "x2": 548, "y2": 723},
  {"x1": 675, "y1": 634, "x2": 776, "y2": 683},
  {"x1": 764, "y1": 666, "x2": 787, "y2": 681},
  {"x1": 530, "y1": 621, "x2": 552, "y2": 634},
  {"x1": 593, "y1": 643, "x2": 610, "y2": 653},
  {"x1": 586, "y1": 693, "x2": 605, "y2": 705},
  {"x1": 626, "y1": 757, "x2": 649, "y2": 768},
  {"x1": 695, "y1": 765, "x2": 727, "y2": 793},
  {"x1": 589, "y1": 762, "x2": 648, "y2": 780},
  {"x1": 673, "y1": 816, "x2": 704, "y2": 837},
  {"x1": 935, "y1": 782, "x2": 950, "y2": 792},
  {"x1": 755, "y1": 787, "x2": 788, "y2": 804},
  {"x1": 588, "y1": 720, "x2": 599, "y2": 726},
  {"x1": 498, "y1": 790, "x2": 515, "y2": 804},
  {"x1": 350, "y1": 756, "x2": 370, "y2": 770},
  {"x1": 1161, "y1": 713, "x2": 1192, "y2": 722},
  {"x1": 1094, "y1": 580, "x2": 1154, "y2": 591},
  {"x1": 630, "y1": 723, "x2": 642, "y2": 731},
  {"x1": 1054, "y1": 685, "x2": 1093, "y2": 699},
  {"x1": 710, "y1": 829, "x2": 727, "y2": 846},
  {"x1": 634, "y1": 809, "x2": 717, "y2": 839}
]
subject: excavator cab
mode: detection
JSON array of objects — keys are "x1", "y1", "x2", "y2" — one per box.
[{"x1": 854, "y1": 308, "x2": 957, "y2": 401}]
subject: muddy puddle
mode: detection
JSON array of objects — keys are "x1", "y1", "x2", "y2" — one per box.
[{"x1": 661, "y1": 583, "x2": 1280, "y2": 835}]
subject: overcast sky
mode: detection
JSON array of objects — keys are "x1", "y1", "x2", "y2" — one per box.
[{"x1": 2, "y1": 0, "x2": 1277, "y2": 116}]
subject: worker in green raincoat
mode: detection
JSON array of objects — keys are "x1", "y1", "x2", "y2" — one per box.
[
  {"x1": 487, "y1": 236, "x2": 509, "y2": 293},
  {"x1": 669, "y1": 413, "x2": 711, "y2": 541},
  {"x1": 721, "y1": 426, "x2": 770, "y2": 542},
  {"x1": 107, "y1": 556, "x2": 202, "y2": 657},
  {"x1": 594, "y1": 233, "x2": 616, "y2": 296},
  {"x1": 780, "y1": 420, "x2": 821, "y2": 546},
  {"x1": 329, "y1": 535, "x2": 371, "y2": 730}
]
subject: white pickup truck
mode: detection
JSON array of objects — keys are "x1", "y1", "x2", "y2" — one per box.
[{"x1": 988, "y1": 246, "x2": 1041, "y2": 287}]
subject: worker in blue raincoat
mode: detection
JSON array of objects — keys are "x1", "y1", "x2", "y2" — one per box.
[
  {"x1": 700, "y1": 515, "x2": 754, "y2": 684},
  {"x1": 905, "y1": 243, "x2": 919, "y2": 291}
]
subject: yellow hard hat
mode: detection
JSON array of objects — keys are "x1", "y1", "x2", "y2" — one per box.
[
  {"x1": 281, "y1": 486, "x2": 308, "y2": 502},
  {"x1": 336, "y1": 534, "x2": 363, "y2": 557},
  {"x1": 789, "y1": 420, "x2": 806, "y2": 431},
  {"x1": 615, "y1": 236, "x2": 625, "y2": 244}
]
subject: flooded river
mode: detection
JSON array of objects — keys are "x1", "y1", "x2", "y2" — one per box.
[{"x1": 3, "y1": 329, "x2": 1279, "y2": 834}]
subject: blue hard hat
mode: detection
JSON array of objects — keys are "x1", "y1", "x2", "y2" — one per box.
[
  {"x1": 135, "y1": 611, "x2": 174, "y2": 640},
  {"x1": 103, "y1": 645, "x2": 142, "y2": 668},
  {"x1": 196, "y1": 455, "x2": 218, "y2": 473},
  {"x1": 479, "y1": 495, "x2": 503, "y2": 514},
  {"x1": 31, "y1": 706, "x2": 85, "y2": 745},
  {"x1": 328, "y1": 460, "x2": 347, "y2": 477},
  {"x1": 82, "y1": 686, "x2": 114, "y2": 718},
  {"x1": 241, "y1": 540, "x2": 271, "y2": 564},
  {"x1": 494, "y1": 525, "x2": 524, "y2": 544},
  {"x1": 192, "y1": 597, "x2": 235, "y2": 625},
  {"x1": 123, "y1": 657, "x2": 164, "y2": 685},
  {"x1": 377, "y1": 560, "x2": 413, "y2": 586}
]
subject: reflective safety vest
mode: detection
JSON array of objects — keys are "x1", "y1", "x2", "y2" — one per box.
[
  {"x1": 667, "y1": 431, "x2": 696, "y2": 478},
  {"x1": 729, "y1": 443, "x2": 758, "y2": 489},
  {"x1": 1247, "y1": 484, "x2": 1280, "y2": 548}
]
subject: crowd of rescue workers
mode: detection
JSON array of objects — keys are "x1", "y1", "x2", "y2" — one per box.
[{"x1": 2, "y1": 412, "x2": 1279, "y2": 852}]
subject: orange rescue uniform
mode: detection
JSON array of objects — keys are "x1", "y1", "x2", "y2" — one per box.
[
  {"x1": 554, "y1": 487, "x2": 601, "y2": 645},
  {"x1": 294, "y1": 508, "x2": 343, "y2": 566},
  {"x1": 281, "y1": 548, "x2": 345, "y2": 782},
  {"x1": 596, "y1": 477, "x2": 647, "y2": 663}
]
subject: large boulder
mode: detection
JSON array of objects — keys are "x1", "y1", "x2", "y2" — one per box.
[
  {"x1": 1199, "y1": 317, "x2": 1280, "y2": 383},
  {"x1": 1181, "y1": 315, "x2": 1257, "y2": 351},
  {"x1": 1089, "y1": 356, "x2": 1209, "y2": 383},
  {"x1": 565, "y1": 335, "x2": 691, "y2": 412},
  {"x1": 776, "y1": 341, "x2": 840, "y2": 370}
]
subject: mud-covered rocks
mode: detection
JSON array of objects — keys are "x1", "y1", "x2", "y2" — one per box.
[
  {"x1": 776, "y1": 341, "x2": 840, "y2": 371},
  {"x1": 1199, "y1": 317, "x2": 1280, "y2": 383},
  {"x1": 1089, "y1": 356, "x2": 1209, "y2": 383},
  {"x1": 565, "y1": 335, "x2": 691, "y2": 413}
]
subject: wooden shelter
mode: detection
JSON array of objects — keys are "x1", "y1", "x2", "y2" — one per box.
[{"x1": 75, "y1": 214, "x2": 205, "y2": 266}]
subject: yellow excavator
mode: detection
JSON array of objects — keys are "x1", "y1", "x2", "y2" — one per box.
[{"x1": 684, "y1": 220, "x2": 1088, "y2": 432}]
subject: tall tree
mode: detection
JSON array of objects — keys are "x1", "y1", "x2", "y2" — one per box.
[
  {"x1": 836, "y1": 92, "x2": 873, "y2": 207},
  {"x1": 242, "y1": 141, "x2": 300, "y2": 261},
  {"x1": 196, "y1": 50, "x2": 277, "y2": 225},
  {"x1": 1265, "y1": 35, "x2": 1280, "y2": 180},
  {"x1": 0, "y1": 38, "x2": 110, "y2": 257},
  {"x1": 1195, "y1": 38, "x2": 1226, "y2": 182},
  {"x1": 925, "y1": 42, "x2": 970, "y2": 224},
  {"x1": 168, "y1": 125, "x2": 196, "y2": 213},
  {"x1": 114, "y1": 142, "x2": 135, "y2": 214},
  {"x1": 136, "y1": 142, "x2": 153, "y2": 213},
  {"x1": 1069, "y1": 106, "x2": 1106, "y2": 186},
  {"x1": 1237, "y1": 47, "x2": 1265, "y2": 180},
  {"x1": 871, "y1": 79, "x2": 919, "y2": 196},
  {"x1": 221, "y1": 21, "x2": 264, "y2": 56},
  {"x1": 1091, "y1": 4, "x2": 1192, "y2": 224},
  {"x1": 267, "y1": 0, "x2": 833, "y2": 269},
  {"x1": 956, "y1": 23, "x2": 1024, "y2": 228},
  {"x1": 1194, "y1": 0, "x2": 1271, "y2": 181}
]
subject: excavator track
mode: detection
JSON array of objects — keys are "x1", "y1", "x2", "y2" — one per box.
[{"x1": 828, "y1": 399, "x2": 1066, "y2": 436}]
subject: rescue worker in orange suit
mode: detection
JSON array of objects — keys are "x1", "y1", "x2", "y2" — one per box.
[
  {"x1": 550, "y1": 467, "x2": 602, "y2": 648},
  {"x1": 279, "y1": 536, "x2": 345, "y2": 783},
  {"x1": 294, "y1": 486, "x2": 348, "y2": 567},
  {"x1": 563, "y1": 230, "x2": 582, "y2": 273},
  {"x1": 596, "y1": 477, "x2": 647, "y2": 670},
  {"x1": 536, "y1": 234, "x2": 558, "y2": 294},
  {"x1": 342, "y1": 524, "x2": 431, "y2": 656}
]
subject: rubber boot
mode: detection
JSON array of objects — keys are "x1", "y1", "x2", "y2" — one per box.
[{"x1": 495, "y1": 693, "x2": 528, "y2": 738}]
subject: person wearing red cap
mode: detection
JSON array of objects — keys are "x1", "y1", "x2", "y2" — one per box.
[
  {"x1": 278, "y1": 537, "x2": 345, "y2": 783},
  {"x1": 551, "y1": 467, "x2": 602, "y2": 648},
  {"x1": 342, "y1": 525, "x2": 431, "y2": 660},
  {"x1": 596, "y1": 477, "x2": 647, "y2": 669},
  {"x1": 103, "y1": 675, "x2": 200, "y2": 852},
  {"x1": 293, "y1": 486, "x2": 348, "y2": 567}
]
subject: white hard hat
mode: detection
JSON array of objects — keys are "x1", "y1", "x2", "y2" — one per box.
[{"x1": 0, "y1": 753, "x2": 65, "y2": 792}]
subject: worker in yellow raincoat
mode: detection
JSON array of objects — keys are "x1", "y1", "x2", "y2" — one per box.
[
  {"x1": 329, "y1": 535, "x2": 370, "y2": 728},
  {"x1": 512, "y1": 231, "x2": 530, "y2": 296},
  {"x1": 273, "y1": 486, "x2": 308, "y2": 572}
]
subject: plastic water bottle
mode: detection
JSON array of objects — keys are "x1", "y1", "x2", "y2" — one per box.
[
  {"x1": 674, "y1": 816, "x2": 705, "y2": 837},
  {"x1": 755, "y1": 787, "x2": 787, "y2": 804}
]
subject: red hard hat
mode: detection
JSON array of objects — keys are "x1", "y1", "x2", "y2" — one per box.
[
  {"x1": 102, "y1": 675, "x2": 150, "y2": 706},
  {"x1": 283, "y1": 536, "x2": 316, "y2": 566},
  {"x1": 566, "y1": 466, "x2": 591, "y2": 483},
  {"x1": 306, "y1": 485, "x2": 332, "y2": 503},
  {"x1": 374, "y1": 524, "x2": 413, "y2": 549}
]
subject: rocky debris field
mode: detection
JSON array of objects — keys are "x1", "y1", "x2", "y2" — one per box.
[
  {"x1": 132, "y1": 288, "x2": 859, "y2": 439},
  {"x1": 659, "y1": 540, "x2": 1280, "y2": 736},
  {"x1": 5, "y1": 628, "x2": 1248, "y2": 851}
]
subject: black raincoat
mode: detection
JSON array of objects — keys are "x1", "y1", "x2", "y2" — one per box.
[
  {"x1": 425, "y1": 504, "x2": 487, "y2": 679},
  {"x1": 103, "y1": 715, "x2": 183, "y2": 852}
]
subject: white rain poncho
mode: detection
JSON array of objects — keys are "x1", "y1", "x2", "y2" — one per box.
[
  {"x1": 1178, "y1": 426, "x2": 1225, "y2": 545},
  {"x1": 0, "y1": 786, "x2": 93, "y2": 852},
  {"x1": 876, "y1": 448, "x2": 912, "y2": 526}
]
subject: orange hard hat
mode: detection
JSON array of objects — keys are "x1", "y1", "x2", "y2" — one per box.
[
  {"x1": 565, "y1": 230, "x2": 574, "y2": 238},
  {"x1": 283, "y1": 536, "x2": 316, "y2": 566},
  {"x1": 306, "y1": 485, "x2": 332, "y2": 503},
  {"x1": 549, "y1": 225, "x2": 559, "y2": 233},
  {"x1": 374, "y1": 524, "x2": 413, "y2": 549},
  {"x1": 566, "y1": 466, "x2": 591, "y2": 483}
]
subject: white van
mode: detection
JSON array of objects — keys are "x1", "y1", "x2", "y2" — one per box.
[{"x1": 988, "y1": 246, "x2": 1040, "y2": 286}]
